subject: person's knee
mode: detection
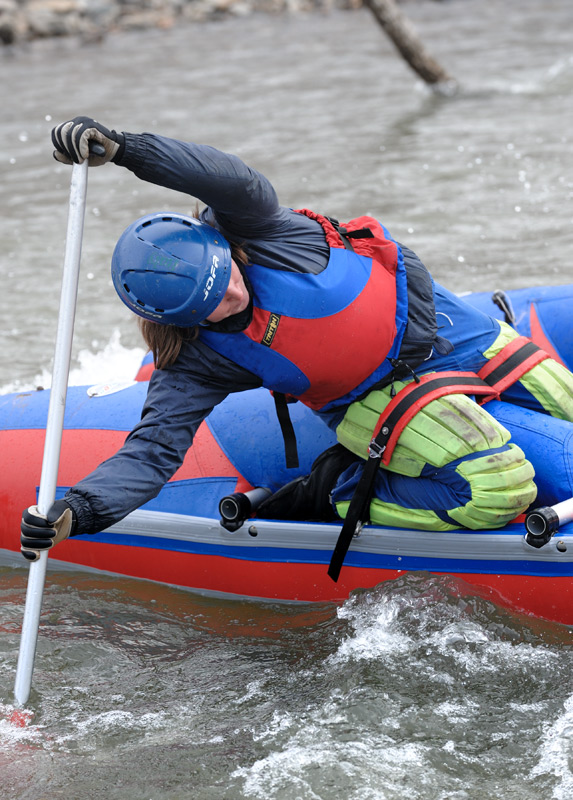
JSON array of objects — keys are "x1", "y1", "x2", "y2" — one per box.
[
  {"x1": 337, "y1": 382, "x2": 511, "y2": 476},
  {"x1": 335, "y1": 381, "x2": 537, "y2": 531},
  {"x1": 333, "y1": 442, "x2": 536, "y2": 531}
]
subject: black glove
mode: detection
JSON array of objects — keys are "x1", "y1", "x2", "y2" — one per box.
[
  {"x1": 51, "y1": 116, "x2": 125, "y2": 166},
  {"x1": 20, "y1": 499, "x2": 77, "y2": 562},
  {"x1": 257, "y1": 444, "x2": 360, "y2": 522}
]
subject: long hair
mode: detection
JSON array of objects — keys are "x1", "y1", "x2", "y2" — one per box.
[{"x1": 138, "y1": 239, "x2": 249, "y2": 370}]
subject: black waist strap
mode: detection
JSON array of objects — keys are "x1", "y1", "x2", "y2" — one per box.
[{"x1": 273, "y1": 392, "x2": 299, "y2": 470}]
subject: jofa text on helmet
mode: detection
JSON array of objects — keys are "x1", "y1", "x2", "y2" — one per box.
[{"x1": 204, "y1": 255, "x2": 220, "y2": 301}]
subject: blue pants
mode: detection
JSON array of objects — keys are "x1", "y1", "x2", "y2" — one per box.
[{"x1": 424, "y1": 282, "x2": 546, "y2": 412}]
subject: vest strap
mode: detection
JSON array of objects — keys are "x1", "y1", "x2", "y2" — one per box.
[
  {"x1": 338, "y1": 226, "x2": 375, "y2": 240},
  {"x1": 327, "y1": 452, "x2": 379, "y2": 582},
  {"x1": 273, "y1": 392, "x2": 300, "y2": 470},
  {"x1": 326, "y1": 218, "x2": 376, "y2": 251}
]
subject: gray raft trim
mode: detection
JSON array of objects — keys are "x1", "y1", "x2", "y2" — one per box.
[{"x1": 102, "y1": 509, "x2": 573, "y2": 564}]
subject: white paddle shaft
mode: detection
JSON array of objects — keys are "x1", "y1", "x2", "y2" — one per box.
[
  {"x1": 14, "y1": 160, "x2": 89, "y2": 708},
  {"x1": 552, "y1": 497, "x2": 573, "y2": 527}
]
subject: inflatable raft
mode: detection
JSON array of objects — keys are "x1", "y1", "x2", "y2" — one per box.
[{"x1": 1, "y1": 284, "x2": 573, "y2": 625}]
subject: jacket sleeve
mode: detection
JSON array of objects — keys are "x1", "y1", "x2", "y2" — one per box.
[
  {"x1": 116, "y1": 132, "x2": 284, "y2": 241},
  {"x1": 115, "y1": 131, "x2": 331, "y2": 274},
  {"x1": 64, "y1": 340, "x2": 262, "y2": 535}
]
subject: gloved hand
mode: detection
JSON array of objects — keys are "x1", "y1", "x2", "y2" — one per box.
[
  {"x1": 20, "y1": 499, "x2": 77, "y2": 562},
  {"x1": 257, "y1": 444, "x2": 360, "y2": 522},
  {"x1": 51, "y1": 116, "x2": 125, "y2": 167}
]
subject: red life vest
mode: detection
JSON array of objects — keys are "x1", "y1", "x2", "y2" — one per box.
[{"x1": 199, "y1": 209, "x2": 409, "y2": 412}]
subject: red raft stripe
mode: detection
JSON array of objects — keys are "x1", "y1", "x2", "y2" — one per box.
[
  {"x1": 529, "y1": 303, "x2": 567, "y2": 367},
  {"x1": 46, "y1": 539, "x2": 573, "y2": 626},
  {"x1": 0, "y1": 422, "x2": 251, "y2": 559},
  {"x1": 135, "y1": 362, "x2": 154, "y2": 382}
]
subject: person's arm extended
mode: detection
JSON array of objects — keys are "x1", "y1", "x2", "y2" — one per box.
[
  {"x1": 50, "y1": 117, "x2": 330, "y2": 272},
  {"x1": 118, "y1": 132, "x2": 284, "y2": 240},
  {"x1": 63, "y1": 340, "x2": 262, "y2": 535}
]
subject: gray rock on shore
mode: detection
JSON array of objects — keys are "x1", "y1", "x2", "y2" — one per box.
[{"x1": 0, "y1": 0, "x2": 358, "y2": 44}]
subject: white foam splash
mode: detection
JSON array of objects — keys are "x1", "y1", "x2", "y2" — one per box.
[
  {"x1": 0, "y1": 704, "x2": 44, "y2": 747},
  {"x1": 0, "y1": 330, "x2": 146, "y2": 396},
  {"x1": 328, "y1": 594, "x2": 414, "y2": 664},
  {"x1": 234, "y1": 717, "x2": 431, "y2": 800},
  {"x1": 529, "y1": 694, "x2": 573, "y2": 799},
  {"x1": 47, "y1": 705, "x2": 192, "y2": 753}
]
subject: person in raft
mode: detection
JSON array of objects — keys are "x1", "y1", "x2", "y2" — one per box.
[{"x1": 20, "y1": 116, "x2": 573, "y2": 563}]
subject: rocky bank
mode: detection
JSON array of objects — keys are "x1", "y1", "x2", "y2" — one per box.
[{"x1": 0, "y1": 0, "x2": 360, "y2": 44}]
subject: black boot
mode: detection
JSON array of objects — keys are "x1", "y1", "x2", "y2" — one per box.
[{"x1": 257, "y1": 444, "x2": 360, "y2": 521}]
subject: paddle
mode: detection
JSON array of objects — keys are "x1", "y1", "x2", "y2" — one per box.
[{"x1": 13, "y1": 158, "x2": 90, "y2": 709}]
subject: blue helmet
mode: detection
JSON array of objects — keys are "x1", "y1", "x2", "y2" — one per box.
[{"x1": 111, "y1": 213, "x2": 232, "y2": 326}]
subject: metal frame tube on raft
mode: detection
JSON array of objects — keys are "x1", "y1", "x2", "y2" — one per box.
[{"x1": 525, "y1": 497, "x2": 573, "y2": 547}]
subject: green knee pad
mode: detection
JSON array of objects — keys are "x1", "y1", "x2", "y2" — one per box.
[
  {"x1": 334, "y1": 497, "x2": 456, "y2": 531},
  {"x1": 337, "y1": 378, "x2": 512, "y2": 477},
  {"x1": 336, "y1": 379, "x2": 537, "y2": 530},
  {"x1": 446, "y1": 442, "x2": 536, "y2": 528},
  {"x1": 485, "y1": 322, "x2": 573, "y2": 421},
  {"x1": 334, "y1": 442, "x2": 537, "y2": 531}
]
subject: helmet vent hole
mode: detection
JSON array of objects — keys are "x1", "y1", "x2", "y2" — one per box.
[
  {"x1": 136, "y1": 299, "x2": 145, "y2": 307},
  {"x1": 155, "y1": 308, "x2": 165, "y2": 313},
  {"x1": 123, "y1": 283, "x2": 130, "y2": 293},
  {"x1": 141, "y1": 220, "x2": 151, "y2": 228}
]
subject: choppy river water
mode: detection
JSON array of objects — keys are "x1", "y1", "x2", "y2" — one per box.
[{"x1": 1, "y1": 1, "x2": 572, "y2": 797}]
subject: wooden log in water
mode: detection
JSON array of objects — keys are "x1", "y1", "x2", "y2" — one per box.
[{"x1": 364, "y1": 0, "x2": 457, "y2": 90}]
